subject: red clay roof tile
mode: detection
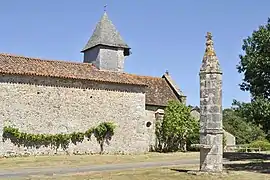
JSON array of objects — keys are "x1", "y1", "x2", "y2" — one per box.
[{"x1": 0, "y1": 53, "x2": 181, "y2": 106}]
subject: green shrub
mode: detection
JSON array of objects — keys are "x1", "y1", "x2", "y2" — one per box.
[
  {"x1": 248, "y1": 140, "x2": 270, "y2": 151},
  {"x1": 3, "y1": 122, "x2": 116, "y2": 154}
]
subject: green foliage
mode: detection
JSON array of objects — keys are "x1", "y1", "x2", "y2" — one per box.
[
  {"x1": 237, "y1": 140, "x2": 270, "y2": 152},
  {"x1": 186, "y1": 130, "x2": 200, "y2": 152},
  {"x1": 93, "y1": 122, "x2": 116, "y2": 154},
  {"x1": 232, "y1": 98, "x2": 270, "y2": 139},
  {"x1": 249, "y1": 140, "x2": 270, "y2": 151},
  {"x1": 223, "y1": 108, "x2": 266, "y2": 144},
  {"x1": 3, "y1": 122, "x2": 116, "y2": 153},
  {"x1": 237, "y1": 18, "x2": 270, "y2": 99},
  {"x1": 155, "y1": 100, "x2": 199, "y2": 153},
  {"x1": 235, "y1": 18, "x2": 270, "y2": 138}
]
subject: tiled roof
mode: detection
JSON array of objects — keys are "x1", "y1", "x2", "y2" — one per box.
[
  {"x1": 81, "y1": 12, "x2": 129, "y2": 52},
  {"x1": 0, "y1": 53, "x2": 183, "y2": 106},
  {"x1": 0, "y1": 53, "x2": 145, "y2": 86},
  {"x1": 134, "y1": 76, "x2": 181, "y2": 106},
  {"x1": 162, "y1": 73, "x2": 184, "y2": 97}
]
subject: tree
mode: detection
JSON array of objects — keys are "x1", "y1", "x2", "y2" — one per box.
[
  {"x1": 237, "y1": 18, "x2": 270, "y2": 99},
  {"x1": 93, "y1": 122, "x2": 116, "y2": 154},
  {"x1": 235, "y1": 18, "x2": 270, "y2": 137},
  {"x1": 232, "y1": 99, "x2": 270, "y2": 139},
  {"x1": 223, "y1": 108, "x2": 266, "y2": 144},
  {"x1": 155, "y1": 100, "x2": 199, "y2": 152}
]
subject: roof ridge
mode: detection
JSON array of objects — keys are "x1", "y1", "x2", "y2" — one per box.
[
  {"x1": 122, "y1": 72, "x2": 164, "y2": 80},
  {"x1": 0, "y1": 53, "x2": 182, "y2": 106},
  {"x1": 0, "y1": 53, "x2": 168, "y2": 80},
  {"x1": 0, "y1": 53, "x2": 96, "y2": 68}
]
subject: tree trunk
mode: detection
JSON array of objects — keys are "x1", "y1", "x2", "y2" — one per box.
[
  {"x1": 100, "y1": 140, "x2": 104, "y2": 154},
  {"x1": 183, "y1": 139, "x2": 187, "y2": 152}
]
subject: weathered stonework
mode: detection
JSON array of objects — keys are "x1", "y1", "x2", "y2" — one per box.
[
  {"x1": 199, "y1": 32, "x2": 223, "y2": 172},
  {"x1": 190, "y1": 108, "x2": 235, "y2": 149},
  {"x1": 145, "y1": 105, "x2": 165, "y2": 151},
  {"x1": 0, "y1": 10, "x2": 186, "y2": 158},
  {"x1": 82, "y1": 12, "x2": 130, "y2": 72},
  {"x1": 0, "y1": 74, "x2": 152, "y2": 156},
  {"x1": 83, "y1": 45, "x2": 126, "y2": 72}
]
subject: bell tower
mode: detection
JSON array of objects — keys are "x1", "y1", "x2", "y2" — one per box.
[{"x1": 81, "y1": 11, "x2": 131, "y2": 72}]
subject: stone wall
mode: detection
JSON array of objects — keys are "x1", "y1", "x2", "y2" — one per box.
[
  {"x1": 145, "y1": 105, "x2": 165, "y2": 151},
  {"x1": 0, "y1": 74, "x2": 150, "y2": 156},
  {"x1": 224, "y1": 131, "x2": 236, "y2": 146},
  {"x1": 83, "y1": 45, "x2": 126, "y2": 72}
]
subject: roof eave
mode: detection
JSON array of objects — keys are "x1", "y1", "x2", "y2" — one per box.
[
  {"x1": 162, "y1": 73, "x2": 185, "y2": 98},
  {"x1": 81, "y1": 44, "x2": 130, "y2": 53}
]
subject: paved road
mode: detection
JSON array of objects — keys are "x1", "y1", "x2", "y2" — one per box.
[
  {"x1": 0, "y1": 159, "x2": 200, "y2": 179},
  {"x1": 0, "y1": 159, "x2": 234, "y2": 179}
]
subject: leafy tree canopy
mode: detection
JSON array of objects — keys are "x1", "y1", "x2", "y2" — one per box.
[
  {"x1": 223, "y1": 108, "x2": 266, "y2": 144},
  {"x1": 155, "y1": 100, "x2": 199, "y2": 152},
  {"x1": 235, "y1": 18, "x2": 270, "y2": 138},
  {"x1": 237, "y1": 18, "x2": 270, "y2": 99},
  {"x1": 232, "y1": 98, "x2": 270, "y2": 139}
]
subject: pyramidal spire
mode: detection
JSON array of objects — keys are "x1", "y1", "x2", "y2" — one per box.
[
  {"x1": 200, "y1": 32, "x2": 221, "y2": 73},
  {"x1": 81, "y1": 12, "x2": 130, "y2": 52}
]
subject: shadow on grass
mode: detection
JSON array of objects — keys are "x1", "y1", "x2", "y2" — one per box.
[
  {"x1": 224, "y1": 162, "x2": 270, "y2": 174},
  {"x1": 223, "y1": 152, "x2": 270, "y2": 161},
  {"x1": 170, "y1": 169, "x2": 190, "y2": 173},
  {"x1": 169, "y1": 152, "x2": 270, "y2": 175},
  {"x1": 171, "y1": 163, "x2": 270, "y2": 175}
]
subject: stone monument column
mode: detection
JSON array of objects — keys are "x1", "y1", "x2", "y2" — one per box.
[
  {"x1": 199, "y1": 32, "x2": 223, "y2": 172},
  {"x1": 0, "y1": 121, "x2": 3, "y2": 156}
]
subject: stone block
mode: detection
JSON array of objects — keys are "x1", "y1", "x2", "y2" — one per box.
[{"x1": 0, "y1": 74, "x2": 154, "y2": 156}]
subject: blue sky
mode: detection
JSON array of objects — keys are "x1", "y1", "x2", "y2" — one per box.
[{"x1": 0, "y1": 1, "x2": 269, "y2": 108}]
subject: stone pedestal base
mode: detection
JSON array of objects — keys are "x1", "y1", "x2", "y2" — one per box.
[{"x1": 200, "y1": 133, "x2": 223, "y2": 172}]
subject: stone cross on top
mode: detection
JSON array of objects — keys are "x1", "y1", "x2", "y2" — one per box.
[
  {"x1": 104, "y1": 4, "x2": 108, "y2": 12},
  {"x1": 200, "y1": 32, "x2": 221, "y2": 73},
  {"x1": 205, "y1": 32, "x2": 216, "y2": 56}
]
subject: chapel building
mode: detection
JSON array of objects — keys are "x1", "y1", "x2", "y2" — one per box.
[{"x1": 0, "y1": 12, "x2": 186, "y2": 155}]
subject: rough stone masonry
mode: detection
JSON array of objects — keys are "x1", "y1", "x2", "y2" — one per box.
[
  {"x1": 199, "y1": 32, "x2": 223, "y2": 172},
  {"x1": 0, "y1": 11, "x2": 186, "y2": 157}
]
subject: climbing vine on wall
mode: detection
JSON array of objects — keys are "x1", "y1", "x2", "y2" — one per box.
[{"x1": 2, "y1": 122, "x2": 116, "y2": 153}]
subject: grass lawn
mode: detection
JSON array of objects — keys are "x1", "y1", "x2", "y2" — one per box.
[
  {"x1": 13, "y1": 165, "x2": 270, "y2": 180},
  {"x1": 0, "y1": 152, "x2": 199, "y2": 170}
]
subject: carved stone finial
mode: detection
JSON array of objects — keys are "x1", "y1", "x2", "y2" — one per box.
[{"x1": 205, "y1": 32, "x2": 216, "y2": 56}]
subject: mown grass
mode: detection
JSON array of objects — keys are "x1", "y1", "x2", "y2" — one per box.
[
  {"x1": 0, "y1": 152, "x2": 199, "y2": 170},
  {"x1": 13, "y1": 165, "x2": 270, "y2": 180}
]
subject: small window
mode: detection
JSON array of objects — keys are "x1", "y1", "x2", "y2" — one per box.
[{"x1": 146, "y1": 121, "x2": 152, "y2": 127}]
